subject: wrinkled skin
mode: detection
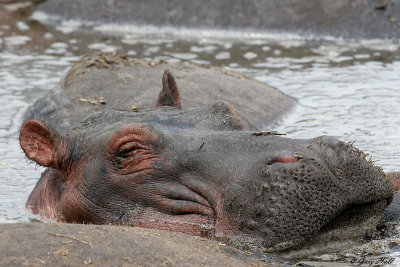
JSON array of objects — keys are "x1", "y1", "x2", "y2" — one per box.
[{"x1": 20, "y1": 59, "x2": 394, "y2": 253}]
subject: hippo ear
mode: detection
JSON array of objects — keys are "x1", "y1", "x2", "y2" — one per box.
[
  {"x1": 19, "y1": 120, "x2": 60, "y2": 168},
  {"x1": 156, "y1": 70, "x2": 181, "y2": 109}
]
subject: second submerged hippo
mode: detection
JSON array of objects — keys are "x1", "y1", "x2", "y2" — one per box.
[{"x1": 20, "y1": 52, "x2": 394, "y2": 253}]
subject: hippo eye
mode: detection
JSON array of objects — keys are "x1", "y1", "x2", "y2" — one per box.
[
  {"x1": 107, "y1": 125, "x2": 160, "y2": 163},
  {"x1": 118, "y1": 142, "x2": 149, "y2": 158}
]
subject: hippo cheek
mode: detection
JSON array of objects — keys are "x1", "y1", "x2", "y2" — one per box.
[
  {"x1": 113, "y1": 178, "x2": 217, "y2": 236},
  {"x1": 56, "y1": 164, "x2": 116, "y2": 224},
  {"x1": 26, "y1": 169, "x2": 62, "y2": 220},
  {"x1": 45, "y1": 159, "x2": 102, "y2": 223},
  {"x1": 54, "y1": 181, "x2": 87, "y2": 223}
]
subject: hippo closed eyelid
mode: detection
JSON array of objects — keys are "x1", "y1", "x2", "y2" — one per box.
[
  {"x1": 107, "y1": 124, "x2": 160, "y2": 156},
  {"x1": 119, "y1": 142, "x2": 149, "y2": 155}
]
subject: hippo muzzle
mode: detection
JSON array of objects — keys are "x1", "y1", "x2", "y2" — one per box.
[{"x1": 182, "y1": 133, "x2": 393, "y2": 252}]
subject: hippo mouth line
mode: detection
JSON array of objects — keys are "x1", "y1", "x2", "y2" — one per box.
[
  {"x1": 279, "y1": 198, "x2": 391, "y2": 258},
  {"x1": 314, "y1": 198, "x2": 391, "y2": 243}
]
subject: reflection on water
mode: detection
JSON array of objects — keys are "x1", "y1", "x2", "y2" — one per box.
[{"x1": 0, "y1": 8, "x2": 400, "y2": 264}]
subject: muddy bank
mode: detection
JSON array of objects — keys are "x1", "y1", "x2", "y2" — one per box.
[
  {"x1": 0, "y1": 0, "x2": 59, "y2": 51},
  {"x1": 33, "y1": 0, "x2": 400, "y2": 39},
  {"x1": 0, "y1": 0, "x2": 35, "y2": 23},
  {"x1": 0, "y1": 222, "x2": 306, "y2": 266}
]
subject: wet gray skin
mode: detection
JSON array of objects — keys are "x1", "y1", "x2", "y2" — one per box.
[
  {"x1": 36, "y1": 0, "x2": 400, "y2": 39},
  {"x1": 22, "y1": 52, "x2": 295, "y2": 131},
  {"x1": 20, "y1": 53, "x2": 393, "y2": 253}
]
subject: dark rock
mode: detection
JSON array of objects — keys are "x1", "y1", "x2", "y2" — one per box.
[{"x1": 0, "y1": 222, "x2": 304, "y2": 266}]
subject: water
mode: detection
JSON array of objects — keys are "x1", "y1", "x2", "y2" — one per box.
[{"x1": 1, "y1": 11, "x2": 400, "y2": 265}]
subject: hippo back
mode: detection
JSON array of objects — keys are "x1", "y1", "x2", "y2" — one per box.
[{"x1": 24, "y1": 52, "x2": 295, "y2": 132}]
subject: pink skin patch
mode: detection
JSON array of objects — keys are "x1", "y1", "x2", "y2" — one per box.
[
  {"x1": 26, "y1": 169, "x2": 61, "y2": 220},
  {"x1": 273, "y1": 155, "x2": 300, "y2": 164},
  {"x1": 388, "y1": 172, "x2": 400, "y2": 192}
]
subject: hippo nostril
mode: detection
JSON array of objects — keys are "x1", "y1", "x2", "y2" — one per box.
[{"x1": 269, "y1": 155, "x2": 300, "y2": 165}]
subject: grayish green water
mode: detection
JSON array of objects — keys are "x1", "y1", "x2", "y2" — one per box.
[{"x1": 0, "y1": 13, "x2": 399, "y2": 266}]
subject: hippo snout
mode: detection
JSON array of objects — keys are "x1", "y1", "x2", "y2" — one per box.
[{"x1": 219, "y1": 134, "x2": 393, "y2": 252}]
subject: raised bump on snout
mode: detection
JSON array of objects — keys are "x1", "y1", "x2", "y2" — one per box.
[{"x1": 209, "y1": 100, "x2": 244, "y2": 130}]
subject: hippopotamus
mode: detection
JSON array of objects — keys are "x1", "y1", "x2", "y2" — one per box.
[
  {"x1": 20, "y1": 52, "x2": 394, "y2": 253},
  {"x1": 34, "y1": 0, "x2": 400, "y2": 39}
]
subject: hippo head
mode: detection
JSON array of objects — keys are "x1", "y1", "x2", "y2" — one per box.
[{"x1": 20, "y1": 71, "x2": 393, "y2": 253}]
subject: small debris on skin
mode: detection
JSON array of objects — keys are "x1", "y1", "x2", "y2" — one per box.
[
  {"x1": 35, "y1": 258, "x2": 45, "y2": 264},
  {"x1": 53, "y1": 248, "x2": 68, "y2": 256},
  {"x1": 149, "y1": 61, "x2": 157, "y2": 67},
  {"x1": 197, "y1": 141, "x2": 205, "y2": 152},
  {"x1": 375, "y1": 0, "x2": 388, "y2": 10},
  {"x1": 84, "y1": 257, "x2": 93, "y2": 265},
  {"x1": 47, "y1": 232, "x2": 92, "y2": 247},
  {"x1": 84, "y1": 52, "x2": 128, "y2": 69},
  {"x1": 149, "y1": 60, "x2": 166, "y2": 67},
  {"x1": 123, "y1": 257, "x2": 132, "y2": 262},
  {"x1": 252, "y1": 131, "x2": 286, "y2": 136},
  {"x1": 79, "y1": 97, "x2": 106, "y2": 105},
  {"x1": 127, "y1": 105, "x2": 142, "y2": 112}
]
